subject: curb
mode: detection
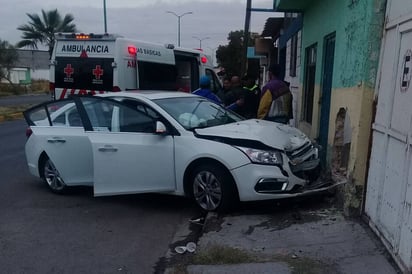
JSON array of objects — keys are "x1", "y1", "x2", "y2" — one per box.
[{"x1": 163, "y1": 212, "x2": 209, "y2": 273}]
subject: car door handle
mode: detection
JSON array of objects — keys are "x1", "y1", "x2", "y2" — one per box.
[
  {"x1": 98, "y1": 145, "x2": 118, "y2": 152},
  {"x1": 47, "y1": 138, "x2": 66, "y2": 143}
]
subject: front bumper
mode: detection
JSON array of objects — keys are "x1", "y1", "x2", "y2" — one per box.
[
  {"x1": 231, "y1": 142, "x2": 341, "y2": 202},
  {"x1": 232, "y1": 162, "x2": 342, "y2": 201}
]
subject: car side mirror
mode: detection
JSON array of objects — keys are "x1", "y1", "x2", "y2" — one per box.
[{"x1": 155, "y1": 121, "x2": 167, "y2": 134}]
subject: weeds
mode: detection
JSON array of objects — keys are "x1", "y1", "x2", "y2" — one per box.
[
  {"x1": 192, "y1": 244, "x2": 258, "y2": 265},
  {"x1": 0, "y1": 80, "x2": 48, "y2": 97}
]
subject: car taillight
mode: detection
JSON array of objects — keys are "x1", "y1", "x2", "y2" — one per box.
[
  {"x1": 26, "y1": 127, "x2": 33, "y2": 138},
  {"x1": 113, "y1": 86, "x2": 121, "y2": 92}
]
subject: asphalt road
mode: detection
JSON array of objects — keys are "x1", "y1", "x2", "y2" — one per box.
[
  {"x1": 0, "y1": 93, "x2": 50, "y2": 106},
  {"x1": 0, "y1": 119, "x2": 201, "y2": 273}
]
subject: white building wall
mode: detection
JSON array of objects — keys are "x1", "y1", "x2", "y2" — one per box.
[
  {"x1": 31, "y1": 69, "x2": 49, "y2": 80},
  {"x1": 284, "y1": 30, "x2": 302, "y2": 127}
]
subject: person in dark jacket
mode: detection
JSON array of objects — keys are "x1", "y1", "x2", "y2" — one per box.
[
  {"x1": 242, "y1": 74, "x2": 261, "y2": 119},
  {"x1": 216, "y1": 76, "x2": 234, "y2": 104}
]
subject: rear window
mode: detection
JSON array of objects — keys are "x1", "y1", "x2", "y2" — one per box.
[{"x1": 23, "y1": 99, "x2": 82, "y2": 127}]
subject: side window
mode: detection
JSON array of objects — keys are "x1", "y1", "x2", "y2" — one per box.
[
  {"x1": 78, "y1": 97, "x2": 157, "y2": 133},
  {"x1": 118, "y1": 99, "x2": 158, "y2": 133},
  {"x1": 79, "y1": 97, "x2": 115, "y2": 132},
  {"x1": 138, "y1": 61, "x2": 177, "y2": 90},
  {"x1": 205, "y1": 69, "x2": 221, "y2": 93},
  {"x1": 47, "y1": 99, "x2": 79, "y2": 127},
  {"x1": 66, "y1": 109, "x2": 83, "y2": 127}
]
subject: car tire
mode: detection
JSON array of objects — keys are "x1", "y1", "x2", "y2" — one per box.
[
  {"x1": 190, "y1": 164, "x2": 238, "y2": 212},
  {"x1": 42, "y1": 158, "x2": 68, "y2": 194}
]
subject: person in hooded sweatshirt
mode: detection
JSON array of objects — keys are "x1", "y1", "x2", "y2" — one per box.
[{"x1": 192, "y1": 75, "x2": 222, "y2": 104}]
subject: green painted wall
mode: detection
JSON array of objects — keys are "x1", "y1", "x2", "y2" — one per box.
[
  {"x1": 19, "y1": 69, "x2": 31, "y2": 85},
  {"x1": 301, "y1": 0, "x2": 386, "y2": 89}
]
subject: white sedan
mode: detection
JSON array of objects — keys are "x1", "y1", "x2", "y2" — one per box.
[{"x1": 23, "y1": 91, "x2": 336, "y2": 212}]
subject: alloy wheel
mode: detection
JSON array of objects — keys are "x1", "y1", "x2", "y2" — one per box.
[
  {"x1": 193, "y1": 170, "x2": 223, "y2": 211},
  {"x1": 44, "y1": 159, "x2": 66, "y2": 192}
]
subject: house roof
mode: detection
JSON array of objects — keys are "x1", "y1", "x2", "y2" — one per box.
[
  {"x1": 15, "y1": 50, "x2": 49, "y2": 69},
  {"x1": 261, "y1": 17, "x2": 284, "y2": 39}
]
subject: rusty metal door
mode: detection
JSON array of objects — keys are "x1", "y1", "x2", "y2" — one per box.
[{"x1": 365, "y1": 3, "x2": 412, "y2": 272}]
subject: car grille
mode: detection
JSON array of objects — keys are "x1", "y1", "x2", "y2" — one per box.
[{"x1": 286, "y1": 141, "x2": 320, "y2": 181}]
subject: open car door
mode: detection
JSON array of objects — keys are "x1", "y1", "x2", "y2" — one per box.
[
  {"x1": 23, "y1": 98, "x2": 93, "y2": 185},
  {"x1": 75, "y1": 96, "x2": 176, "y2": 196}
]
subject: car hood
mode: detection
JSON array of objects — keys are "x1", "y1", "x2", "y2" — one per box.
[{"x1": 195, "y1": 119, "x2": 310, "y2": 151}]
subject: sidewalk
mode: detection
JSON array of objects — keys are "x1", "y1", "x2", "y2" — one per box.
[{"x1": 165, "y1": 199, "x2": 400, "y2": 274}]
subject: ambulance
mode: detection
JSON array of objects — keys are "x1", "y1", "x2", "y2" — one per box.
[{"x1": 50, "y1": 33, "x2": 221, "y2": 100}]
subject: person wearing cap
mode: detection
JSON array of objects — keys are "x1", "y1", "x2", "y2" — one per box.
[
  {"x1": 257, "y1": 64, "x2": 293, "y2": 124},
  {"x1": 192, "y1": 75, "x2": 222, "y2": 104}
]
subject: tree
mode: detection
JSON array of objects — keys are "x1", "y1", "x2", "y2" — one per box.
[
  {"x1": 0, "y1": 39, "x2": 18, "y2": 84},
  {"x1": 216, "y1": 30, "x2": 258, "y2": 77},
  {"x1": 16, "y1": 9, "x2": 77, "y2": 58}
]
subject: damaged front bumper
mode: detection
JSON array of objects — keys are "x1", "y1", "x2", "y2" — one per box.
[{"x1": 253, "y1": 142, "x2": 342, "y2": 197}]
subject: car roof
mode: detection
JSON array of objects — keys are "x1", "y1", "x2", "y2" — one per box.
[{"x1": 97, "y1": 90, "x2": 198, "y2": 100}]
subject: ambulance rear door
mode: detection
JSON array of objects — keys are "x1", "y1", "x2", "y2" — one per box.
[{"x1": 52, "y1": 33, "x2": 116, "y2": 99}]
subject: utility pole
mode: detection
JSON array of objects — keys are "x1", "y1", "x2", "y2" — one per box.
[
  {"x1": 103, "y1": 0, "x2": 107, "y2": 33},
  {"x1": 242, "y1": 0, "x2": 252, "y2": 76},
  {"x1": 192, "y1": 36, "x2": 210, "y2": 49},
  {"x1": 166, "y1": 11, "x2": 193, "y2": 47}
]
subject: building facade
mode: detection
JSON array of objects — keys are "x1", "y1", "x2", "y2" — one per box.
[{"x1": 274, "y1": 0, "x2": 386, "y2": 214}]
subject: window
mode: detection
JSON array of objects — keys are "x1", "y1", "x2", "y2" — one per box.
[
  {"x1": 55, "y1": 57, "x2": 114, "y2": 91},
  {"x1": 48, "y1": 99, "x2": 82, "y2": 127},
  {"x1": 206, "y1": 69, "x2": 222, "y2": 93},
  {"x1": 302, "y1": 44, "x2": 317, "y2": 124},
  {"x1": 79, "y1": 97, "x2": 157, "y2": 133},
  {"x1": 289, "y1": 34, "x2": 298, "y2": 77},
  {"x1": 138, "y1": 61, "x2": 177, "y2": 90},
  {"x1": 175, "y1": 54, "x2": 199, "y2": 92},
  {"x1": 118, "y1": 105, "x2": 156, "y2": 133}
]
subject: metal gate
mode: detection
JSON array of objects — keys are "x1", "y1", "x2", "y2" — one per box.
[{"x1": 365, "y1": 2, "x2": 412, "y2": 272}]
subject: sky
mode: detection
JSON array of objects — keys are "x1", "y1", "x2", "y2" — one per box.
[{"x1": 0, "y1": 0, "x2": 282, "y2": 58}]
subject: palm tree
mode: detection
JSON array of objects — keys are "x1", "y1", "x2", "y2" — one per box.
[{"x1": 16, "y1": 9, "x2": 77, "y2": 58}]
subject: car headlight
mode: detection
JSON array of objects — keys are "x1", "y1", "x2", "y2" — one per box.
[{"x1": 236, "y1": 147, "x2": 283, "y2": 165}]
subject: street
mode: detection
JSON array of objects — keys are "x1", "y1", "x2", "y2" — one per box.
[
  {"x1": 0, "y1": 93, "x2": 50, "y2": 107},
  {"x1": 0, "y1": 119, "x2": 201, "y2": 273}
]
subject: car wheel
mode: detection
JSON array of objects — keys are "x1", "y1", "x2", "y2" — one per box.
[
  {"x1": 43, "y1": 158, "x2": 67, "y2": 194},
  {"x1": 191, "y1": 164, "x2": 238, "y2": 212}
]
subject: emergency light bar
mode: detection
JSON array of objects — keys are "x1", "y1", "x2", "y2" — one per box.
[
  {"x1": 76, "y1": 34, "x2": 90, "y2": 39},
  {"x1": 55, "y1": 33, "x2": 116, "y2": 40}
]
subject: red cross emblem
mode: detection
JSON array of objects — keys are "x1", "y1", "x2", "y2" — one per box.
[
  {"x1": 92, "y1": 65, "x2": 104, "y2": 80},
  {"x1": 64, "y1": 64, "x2": 74, "y2": 78}
]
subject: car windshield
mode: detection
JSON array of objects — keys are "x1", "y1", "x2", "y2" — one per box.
[{"x1": 154, "y1": 97, "x2": 244, "y2": 130}]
